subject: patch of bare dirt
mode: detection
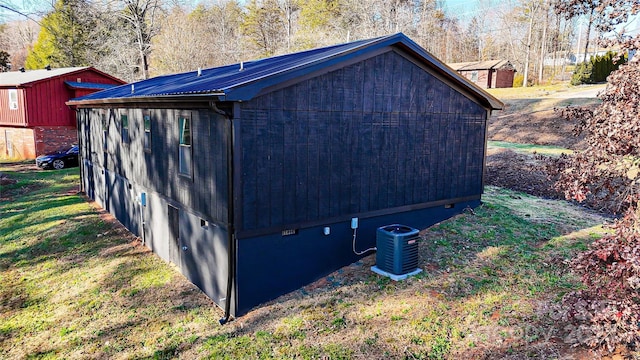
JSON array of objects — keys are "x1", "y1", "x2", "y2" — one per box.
[
  {"x1": 489, "y1": 100, "x2": 600, "y2": 150},
  {"x1": 0, "y1": 172, "x2": 17, "y2": 186},
  {"x1": 485, "y1": 149, "x2": 560, "y2": 200},
  {"x1": 1, "y1": 162, "x2": 39, "y2": 173}
]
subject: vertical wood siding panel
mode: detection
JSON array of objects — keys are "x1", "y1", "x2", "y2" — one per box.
[
  {"x1": 352, "y1": 62, "x2": 365, "y2": 113},
  {"x1": 307, "y1": 111, "x2": 320, "y2": 220},
  {"x1": 449, "y1": 88, "x2": 459, "y2": 115},
  {"x1": 295, "y1": 109, "x2": 310, "y2": 223},
  {"x1": 412, "y1": 113, "x2": 424, "y2": 204},
  {"x1": 467, "y1": 116, "x2": 479, "y2": 196},
  {"x1": 448, "y1": 113, "x2": 459, "y2": 199},
  {"x1": 359, "y1": 113, "x2": 372, "y2": 212},
  {"x1": 308, "y1": 76, "x2": 322, "y2": 111},
  {"x1": 255, "y1": 106, "x2": 271, "y2": 229},
  {"x1": 348, "y1": 112, "x2": 361, "y2": 214},
  {"x1": 428, "y1": 114, "x2": 439, "y2": 201},
  {"x1": 373, "y1": 55, "x2": 385, "y2": 113},
  {"x1": 368, "y1": 115, "x2": 381, "y2": 210},
  {"x1": 272, "y1": 86, "x2": 285, "y2": 111},
  {"x1": 433, "y1": 80, "x2": 444, "y2": 113},
  {"x1": 338, "y1": 112, "x2": 351, "y2": 214},
  {"x1": 391, "y1": 54, "x2": 404, "y2": 111},
  {"x1": 342, "y1": 67, "x2": 355, "y2": 112},
  {"x1": 217, "y1": 115, "x2": 229, "y2": 222},
  {"x1": 402, "y1": 112, "x2": 415, "y2": 204},
  {"x1": 408, "y1": 65, "x2": 418, "y2": 113},
  {"x1": 387, "y1": 114, "x2": 400, "y2": 208},
  {"x1": 328, "y1": 113, "x2": 342, "y2": 217},
  {"x1": 317, "y1": 111, "x2": 331, "y2": 219},
  {"x1": 269, "y1": 108, "x2": 285, "y2": 227},
  {"x1": 35, "y1": 85, "x2": 45, "y2": 125},
  {"x1": 296, "y1": 82, "x2": 309, "y2": 111},
  {"x1": 282, "y1": 109, "x2": 297, "y2": 224},
  {"x1": 201, "y1": 112, "x2": 212, "y2": 215},
  {"x1": 34, "y1": 81, "x2": 44, "y2": 125},
  {"x1": 159, "y1": 110, "x2": 170, "y2": 197},
  {"x1": 363, "y1": 58, "x2": 375, "y2": 112},
  {"x1": 319, "y1": 74, "x2": 331, "y2": 111},
  {"x1": 385, "y1": 52, "x2": 396, "y2": 111},
  {"x1": 332, "y1": 69, "x2": 344, "y2": 113},
  {"x1": 241, "y1": 110, "x2": 258, "y2": 230},
  {"x1": 438, "y1": 115, "x2": 449, "y2": 200},
  {"x1": 462, "y1": 117, "x2": 472, "y2": 196},
  {"x1": 396, "y1": 112, "x2": 408, "y2": 205}
]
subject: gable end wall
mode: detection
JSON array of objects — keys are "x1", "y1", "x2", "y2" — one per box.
[{"x1": 237, "y1": 50, "x2": 488, "y2": 235}]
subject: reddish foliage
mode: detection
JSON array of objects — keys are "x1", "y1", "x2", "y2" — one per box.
[{"x1": 551, "y1": 0, "x2": 640, "y2": 352}]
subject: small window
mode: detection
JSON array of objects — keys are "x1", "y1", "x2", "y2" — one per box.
[
  {"x1": 179, "y1": 116, "x2": 192, "y2": 176},
  {"x1": 143, "y1": 113, "x2": 151, "y2": 151},
  {"x1": 470, "y1": 71, "x2": 479, "y2": 82},
  {"x1": 102, "y1": 113, "x2": 108, "y2": 151},
  {"x1": 121, "y1": 114, "x2": 129, "y2": 143},
  {"x1": 200, "y1": 218, "x2": 208, "y2": 228},
  {"x1": 8, "y1": 89, "x2": 17, "y2": 110}
]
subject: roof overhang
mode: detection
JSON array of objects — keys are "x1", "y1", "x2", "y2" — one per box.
[{"x1": 66, "y1": 92, "x2": 226, "y2": 107}]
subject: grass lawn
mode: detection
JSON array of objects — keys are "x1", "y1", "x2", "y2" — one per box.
[
  {"x1": 487, "y1": 141, "x2": 573, "y2": 156},
  {"x1": 485, "y1": 83, "x2": 607, "y2": 100},
  {"x1": 0, "y1": 164, "x2": 611, "y2": 359}
]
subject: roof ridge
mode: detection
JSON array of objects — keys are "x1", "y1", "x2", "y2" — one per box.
[{"x1": 68, "y1": 33, "x2": 502, "y2": 110}]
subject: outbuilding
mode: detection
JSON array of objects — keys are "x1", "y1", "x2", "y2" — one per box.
[
  {"x1": 448, "y1": 60, "x2": 516, "y2": 88},
  {"x1": 68, "y1": 33, "x2": 502, "y2": 319},
  {"x1": 0, "y1": 67, "x2": 125, "y2": 160}
]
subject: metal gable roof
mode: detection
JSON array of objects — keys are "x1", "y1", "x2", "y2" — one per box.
[
  {"x1": 0, "y1": 67, "x2": 91, "y2": 86},
  {"x1": 69, "y1": 33, "x2": 502, "y2": 110},
  {"x1": 448, "y1": 60, "x2": 515, "y2": 71}
]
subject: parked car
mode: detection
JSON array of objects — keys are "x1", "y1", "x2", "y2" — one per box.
[{"x1": 35, "y1": 145, "x2": 79, "y2": 170}]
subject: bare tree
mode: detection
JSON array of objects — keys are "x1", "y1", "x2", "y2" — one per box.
[
  {"x1": 0, "y1": 19, "x2": 39, "y2": 69},
  {"x1": 151, "y1": 1, "x2": 244, "y2": 75},
  {"x1": 110, "y1": 0, "x2": 164, "y2": 79},
  {"x1": 555, "y1": 0, "x2": 598, "y2": 63},
  {"x1": 521, "y1": 0, "x2": 542, "y2": 87}
]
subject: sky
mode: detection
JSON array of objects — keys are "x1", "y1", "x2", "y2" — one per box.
[
  {"x1": 4, "y1": 0, "x2": 632, "y2": 37},
  {"x1": 0, "y1": 0, "x2": 491, "y2": 23},
  {"x1": 0, "y1": 0, "x2": 49, "y2": 22}
]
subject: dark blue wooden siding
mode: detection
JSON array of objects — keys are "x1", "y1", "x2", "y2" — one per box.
[
  {"x1": 238, "y1": 50, "x2": 487, "y2": 232},
  {"x1": 78, "y1": 106, "x2": 233, "y2": 312},
  {"x1": 79, "y1": 107, "x2": 229, "y2": 226}
]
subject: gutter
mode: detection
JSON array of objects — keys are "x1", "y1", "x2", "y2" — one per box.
[{"x1": 66, "y1": 93, "x2": 226, "y2": 107}]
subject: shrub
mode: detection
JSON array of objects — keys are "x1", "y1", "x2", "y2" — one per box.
[
  {"x1": 513, "y1": 73, "x2": 524, "y2": 87},
  {"x1": 551, "y1": 62, "x2": 640, "y2": 352},
  {"x1": 570, "y1": 62, "x2": 593, "y2": 85},
  {"x1": 553, "y1": 210, "x2": 640, "y2": 351},
  {"x1": 570, "y1": 51, "x2": 626, "y2": 85}
]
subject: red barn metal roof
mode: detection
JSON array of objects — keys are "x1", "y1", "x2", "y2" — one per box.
[
  {"x1": 448, "y1": 60, "x2": 516, "y2": 72},
  {"x1": 0, "y1": 66, "x2": 123, "y2": 87}
]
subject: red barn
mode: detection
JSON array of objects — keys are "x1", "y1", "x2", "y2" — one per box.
[
  {"x1": 448, "y1": 60, "x2": 516, "y2": 89},
  {"x1": 0, "y1": 67, "x2": 125, "y2": 160}
]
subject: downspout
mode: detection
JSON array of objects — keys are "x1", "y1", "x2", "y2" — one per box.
[{"x1": 212, "y1": 101, "x2": 235, "y2": 325}]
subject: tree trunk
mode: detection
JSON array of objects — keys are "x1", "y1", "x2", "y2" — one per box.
[
  {"x1": 523, "y1": 5, "x2": 535, "y2": 88},
  {"x1": 583, "y1": 7, "x2": 594, "y2": 63},
  {"x1": 538, "y1": 3, "x2": 549, "y2": 84}
]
